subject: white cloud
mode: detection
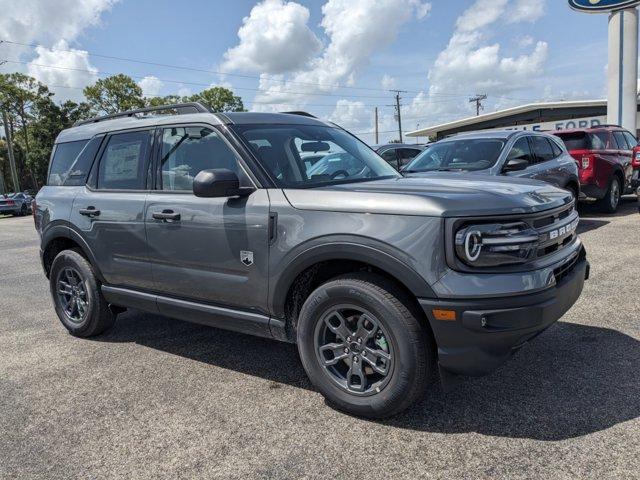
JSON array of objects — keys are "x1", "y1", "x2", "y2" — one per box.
[
  {"x1": 328, "y1": 100, "x2": 370, "y2": 132},
  {"x1": 403, "y1": 0, "x2": 549, "y2": 132},
  {"x1": 0, "y1": 0, "x2": 117, "y2": 101},
  {"x1": 250, "y1": 0, "x2": 431, "y2": 110},
  {"x1": 381, "y1": 74, "x2": 396, "y2": 90},
  {"x1": 138, "y1": 76, "x2": 164, "y2": 96},
  {"x1": 507, "y1": 0, "x2": 546, "y2": 23},
  {"x1": 27, "y1": 41, "x2": 98, "y2": 102},
  {"x1": 222, "y1": 0, "x2": 322, "y2": 74},
  {"x1": 0, "y1": 0, "x2": 117, "y2": 46}
]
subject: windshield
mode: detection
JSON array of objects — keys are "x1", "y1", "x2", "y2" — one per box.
[
  {"x1": 232, "y1": 124, "x2": 400, "y2": 188},
  {"x1": 405, "y1": 138, "x2": 505, "y2": 173}
]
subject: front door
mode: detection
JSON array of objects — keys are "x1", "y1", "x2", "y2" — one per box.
[{"x1": 144, "y1": 124, "x2": 270, "y2": 314}]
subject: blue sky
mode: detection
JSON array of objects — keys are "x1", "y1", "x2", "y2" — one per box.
[{"x1": 0, "y1": 0, "x2": 613, "y2": 142}]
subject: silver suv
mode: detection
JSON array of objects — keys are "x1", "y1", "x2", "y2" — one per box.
[
  {"x1": 404, "y1": 130, "x2": 581, "y2": 199},
  {"x1": 34, "y1": 103, "x2": 589, "y2": 418}
]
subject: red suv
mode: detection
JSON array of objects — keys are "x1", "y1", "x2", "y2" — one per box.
[{"x1": 553, "y1": 126, "x2": 639, "y2": 213}]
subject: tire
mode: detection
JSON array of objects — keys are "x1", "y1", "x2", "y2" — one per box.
[
  {"x1": 19, "y1": 204, "x2": 27, "y2": 216},
  {"x1": 596, "y1": 176, "x2": 621, "y2": 213},
  {"x1": 49, "y1": 249, "x2": 116, "y2": 337},
  {"x1": 297, "y1": 273, "x2": 434, "y2": 418}
]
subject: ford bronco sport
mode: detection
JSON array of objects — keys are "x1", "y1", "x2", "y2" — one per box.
[{"x1": 35, "y1": 103, "x2": 589, "y2": 418}]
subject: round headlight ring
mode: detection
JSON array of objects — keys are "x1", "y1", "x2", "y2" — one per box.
[{"x1": 464, "y1": 230, "x2": 482, "y2": 263}]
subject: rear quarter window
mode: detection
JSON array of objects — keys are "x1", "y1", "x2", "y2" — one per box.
[{"x1": 48, "y1": 140, "x2": 89, "y2": 186}]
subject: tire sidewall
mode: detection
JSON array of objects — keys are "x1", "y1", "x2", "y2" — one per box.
[
  {"x1": 49, "y1": 250, "x2": 99, "y2": 336},
  {"x1": 610, "y1": 177, "x2": 621, "y2": 210},
  {"x1": 297, "y1": 279, "x2": 423, "y2": 416}
]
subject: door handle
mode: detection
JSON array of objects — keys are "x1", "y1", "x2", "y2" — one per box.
[
  {"x1": 152, "y1": 210, "x2": 181, "y2": 221},
  {"x1": 79, "y1": 207, "x2": 100, "y2": 217}
]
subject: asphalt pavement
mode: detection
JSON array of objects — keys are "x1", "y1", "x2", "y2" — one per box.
[{"x1": 1, "y1": 199, "x2": 639, "y2": 479}]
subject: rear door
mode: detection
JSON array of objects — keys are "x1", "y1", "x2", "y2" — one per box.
[
  {"x1": 71, "y1": 129, "x2": 154, "y2": 290},
  {"x1": 144, "y1": 124, "x2": 270, "y2": 313},
  {"x1": 526, "y1": 135, "x2": 564, "y2": 187}
]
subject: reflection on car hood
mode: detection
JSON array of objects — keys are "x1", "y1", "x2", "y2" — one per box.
[{"x1": 283, "y1": 174, "x2": 572, "y2": 217}]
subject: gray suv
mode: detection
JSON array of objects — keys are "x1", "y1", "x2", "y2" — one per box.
[
  {"x1": 404, "y1": 131, "x2": 581, "y2": 199},
  {"x1": 34, "y1": 103, "x2": 589, "y2": 418}
]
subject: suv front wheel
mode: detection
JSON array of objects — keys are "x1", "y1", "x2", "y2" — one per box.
[
  {"x1": 297, "y1": 273, "x2": 434, "y2": 418},
  {"x1": 49, "y1": 249, "x2": 116, "y2": 337}
]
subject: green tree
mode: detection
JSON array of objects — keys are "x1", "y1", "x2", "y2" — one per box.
[
  {"x1": 0, "y1": 73, "x2": 52, "y2": 189},
  {"x1": 146, "y1": 95, "x2": 184, "y2": 107},
  {"x1": 186, "y1": 87, "x2": 245, "y2": 112},
  {"x1": 83, "y1": 74, "x2": 145, "y2": 115}
]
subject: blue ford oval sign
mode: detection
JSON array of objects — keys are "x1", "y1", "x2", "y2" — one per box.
[{"x1": 569, "y1": 0, "x2": 640, "y2": 12}]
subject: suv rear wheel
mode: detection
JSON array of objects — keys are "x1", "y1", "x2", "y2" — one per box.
[
  {"x1": 297, "y1": 273, "x2": 434, "y2": 418},
  {"x1": 597, "y1": 176, "x2": 621, "y2": 213},
  {"x1": 49, "y1": 249, "x2": 115, "y2": 337}
]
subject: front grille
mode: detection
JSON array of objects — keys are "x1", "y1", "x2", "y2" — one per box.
[{"x1": 527, "y1": 202, "x2": 579, "y2": 261}]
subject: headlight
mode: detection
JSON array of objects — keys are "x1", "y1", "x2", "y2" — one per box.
[{"x1": 454, "y1": 222, "x2": 539, "y2": 267}]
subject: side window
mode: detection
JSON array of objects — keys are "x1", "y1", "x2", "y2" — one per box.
[
  {"x1": 48, "y1": 140, "x2": 89, "y2": 186},
  {"x1": 549, "y1": 139, "x2": 563, "y2": 157},
  {"x1": 380, "y1": 149, "x2": 399, "y2": 169},
  {"x1": 530, "y1": 136, "x2": 555, "y2": 163},
  {"x1": 97, "y1": 130, "x2": 152, "y2": 190},
  {"x1": 159, "y1": 126, "x2": 239, "y2": 191},
  {"x1": 623, "y1": 131, "x2": 638, "y2": 149},
  {"x1": 507, "y1": 137, "x2": 534, "y2": 165},
  {"x1": 612, "y1": 131, "x2": 630, "y2": 150}
]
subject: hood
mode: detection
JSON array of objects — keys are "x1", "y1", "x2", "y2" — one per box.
[{"x1": 283, "y1": 174, "x2": 572, "y2": 217}]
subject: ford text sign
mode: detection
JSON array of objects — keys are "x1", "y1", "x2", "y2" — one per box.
[{"x1": 569, "y1": 0, "x2": 640, "y2": 12}]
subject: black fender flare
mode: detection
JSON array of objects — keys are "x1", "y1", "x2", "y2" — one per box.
[
  {"x1": 41, "y1": 222, "x2": 106, "y2": 283},
  {"x1": 269, "y1": 237, "x2": 436, "y2": 319}
]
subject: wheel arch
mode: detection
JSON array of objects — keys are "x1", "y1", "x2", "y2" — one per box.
[
  {"x1": 270, "y1": 240, "x2": 436, "y2": 341},
  {"x1": 41, "y1": 224, "x2": 105, "y2": 282}
]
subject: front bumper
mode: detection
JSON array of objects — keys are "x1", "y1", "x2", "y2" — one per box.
[{"x1": 419, "y1": 251, "x2": 589, "y2": 377}]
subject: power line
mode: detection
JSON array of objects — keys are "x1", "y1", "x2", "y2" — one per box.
[{"x1": 469, "y1": 93, "x2": 487, "y2": 116}]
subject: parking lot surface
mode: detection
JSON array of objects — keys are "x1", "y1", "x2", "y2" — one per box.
[{"x1": 1, "y1": 200, "x2": 639, "y2": 479}]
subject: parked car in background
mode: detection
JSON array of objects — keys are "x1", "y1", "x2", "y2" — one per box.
[
  {"x1": 0, "y1": 192, "x2": 33, "y2": 216},
  {"x1": 553, "y1": 126, "x2": 638, "y2": 213},
  {"x1": 403, "y1": 131, "x2": 580, "y2": 198},
  {"x1": 373, "y1": 143, "x2": 426, "y2": 171}
]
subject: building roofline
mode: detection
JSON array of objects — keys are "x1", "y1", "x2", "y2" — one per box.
[{"x1": 406, "y1": 99, "x2": 607, "y2": 138}]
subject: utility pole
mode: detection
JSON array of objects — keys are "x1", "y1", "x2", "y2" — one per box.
[
  {"x1": 469, "y1": 94, "x2": 487, "y2": 116},
  {"x1": 374, "y1": 107, "x2": 379, "y2": 144},
  {"x1": 390, "y1": 90, "x2": 406, "y2": 143},
  {"x1": 1, "y1": 108, "x2": 20, "y2": 193}
]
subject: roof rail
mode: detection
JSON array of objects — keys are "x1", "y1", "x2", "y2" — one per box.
[
  {"x1": 74, "y1": 102, "x2": 211, "y2": 126},
  {"x1": 590, "y1": 124, "x2": 622, "y2": 129},
  {"x1": 280, "y1": 111, "x2": 316, "y2": 118}
]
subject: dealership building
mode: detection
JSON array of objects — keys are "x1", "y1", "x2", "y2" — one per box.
[{"x1": 406, "y1": 99, "x2": 640, "y2": 141}]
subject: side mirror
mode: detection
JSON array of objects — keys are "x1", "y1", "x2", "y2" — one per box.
[
  {"x1": 193, "y1": 169, "x2": 255, "y2": 198},
  {"x1": 503, "y1": 157, "x2": 529, "y2": 173}
]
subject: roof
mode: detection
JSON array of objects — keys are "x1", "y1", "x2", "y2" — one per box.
[
  {"x1": 56, "y1": 110, "x2": 332, "y2": 143},
  {"x1": 406, "y1": 99, "x2": 607, "y2": 138}
]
